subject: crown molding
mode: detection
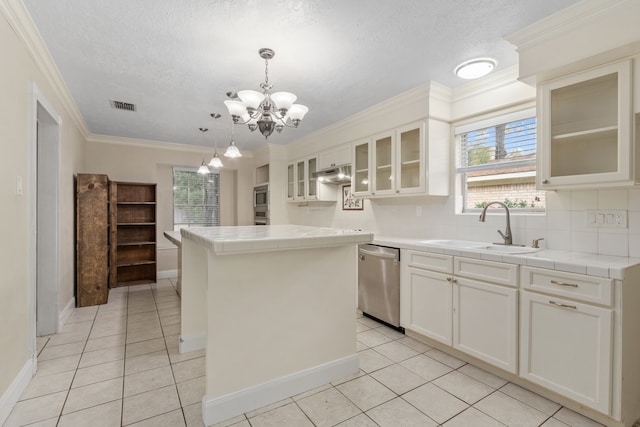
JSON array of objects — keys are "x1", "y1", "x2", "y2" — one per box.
[
  {"x1": 0, "y1": 0, "x2": 89, "y2": 138},
  {"x1": 86, "y1": 133, "x2": 253, "y2": 157},
  {"x1": 290, "y1": 82, "x2": 451, "y2": 148},
  {"x1": 451, "y1": 65, "x2": 522, "y2": 102},
  {"x1": 505, "y1": 0, "x2": 623, "y2": 51}
]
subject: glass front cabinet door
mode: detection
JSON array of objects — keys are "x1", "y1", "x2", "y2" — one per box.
[
  {"x1": 396, "y1": 121, "x2": 425, "y2": 194},
  {"x1": 373, "y1": 131, "x2": 395, "y2": 196},
  {"x1": 287, "y1": 163, "x2": 295, "y2": 200},
  {"x1": 537, "y1": 60, "x2": 632, "y2": 189},
  {"x1": 296, "y1": 160, "x2": 306, "y2": 199},
  {"x1": 306, "y1": 156, "x2": 318, "y2": 200},
  {"x1": 353, "y1": 139, "x2": 371, "y2": 196}
]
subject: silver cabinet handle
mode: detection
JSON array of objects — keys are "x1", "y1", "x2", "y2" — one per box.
[
  {"x1": 549, "y1": 300, "x2": 577, "y2": 309},
  {"x1": 550, "y1": 280, "x2": 578, "y2": 288},
  {"x1": 446, "y1": 277, "x2": 456, "y2": 283},
  {"x1": 542, "y1": 179, "x2": 549, "y2": 184}
]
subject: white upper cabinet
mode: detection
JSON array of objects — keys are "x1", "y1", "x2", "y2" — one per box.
[
  {"x1": 353, "y1": 139, "x2": 371, "y2": 195},
  {"x1": 287, "y1": 155, "x2": 337, "y2": 202},
  {"x1": 351, "y1": 120, "x2": 448, "y2": 198},
  {"x1": 318, "y1": 144, "x2": 352, "y2": 170},
  {"x1": 537, "y1": 60, "x2": 633, "y2": 189}
]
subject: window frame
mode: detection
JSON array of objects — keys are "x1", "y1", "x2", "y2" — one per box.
[
  {"x1": 454, "y1": 107, "x2": 545, "y2": 214},
  {"x1": 172, "y1": 166, "x2": 221, "y2": 230}
]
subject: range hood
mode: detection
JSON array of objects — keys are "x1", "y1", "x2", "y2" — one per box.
[{"x1": 312, "y1": 165, "x2": 352, "y2": 184}]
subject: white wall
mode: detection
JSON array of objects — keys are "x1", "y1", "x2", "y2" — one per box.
[
  {"x1": 0, "y1": 0, "x2": 86, "y2": 412},
  {"x1": 85, "y1": 138, "x2": 255, "y2": 272},
  {"x1": 283, "y1": 68, "x2": 640, "y2": 258}
]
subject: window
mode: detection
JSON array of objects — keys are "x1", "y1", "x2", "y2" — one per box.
[
  {"x1": 456, "y1": 108, "x2": 545, "y2": 211},
  {"x1": 173, "y1": 167, "x2": 220, "y2": 229}
]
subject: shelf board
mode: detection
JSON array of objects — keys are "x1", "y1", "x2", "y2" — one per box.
[
  {"x1": 117, "y1": 241, "x2": 156, "y2": 247},
  {"x1": 355, "y1": 168, "x2": 369, "y2": 173},
  {"x1": 401, "y1": 159, "x2": 420, "y2": 166},
  {"x1": 552, "y1": 125, "x2": 617, "y2": 140},
  {"x1": 117, "y1": 202, "x2": 156, "y2": 205},
  {"x1": 117, "y1": 222, "x2": 156, "y2": 226},
  {"x1": 376, "y1": 164, "x2": 392, "y2": 170},
  {"x1": 117, "y1": 260, "x2": 156, "y2": 267}
]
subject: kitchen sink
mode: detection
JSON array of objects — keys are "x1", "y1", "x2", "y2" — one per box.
[{"x1": 420, "y1": 239, "x2": 541, "y2": 254}]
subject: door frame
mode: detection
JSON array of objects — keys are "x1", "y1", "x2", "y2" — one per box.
[{"x1": 29, "y1": 82, "x2": 61, "y2": 360}]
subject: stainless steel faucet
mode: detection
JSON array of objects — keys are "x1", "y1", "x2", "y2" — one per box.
[{"x1": 479, "y1": 201, "x2": 512, "y2": 245}]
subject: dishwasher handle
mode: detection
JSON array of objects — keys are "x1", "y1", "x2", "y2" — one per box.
[{"x1": 358, "y1": 248, "x2": 399, "y2": 260}]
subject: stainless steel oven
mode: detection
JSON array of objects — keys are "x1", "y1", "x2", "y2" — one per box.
[
  {"x1": 253, "y1": 185, "x2": 269, "y2": 225},
  {"x1": 254, "y1": 206, "x2": 269, "y2": 225},
  {"x1": 254, "y1": 184, "x2": 269, "y2": 208}
]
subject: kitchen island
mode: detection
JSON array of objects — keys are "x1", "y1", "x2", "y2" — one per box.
[{"x1": 179, "y1": 225, "x2": 372, "y2": 425}]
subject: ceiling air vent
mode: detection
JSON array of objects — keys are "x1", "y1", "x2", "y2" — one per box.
[{"x1": 110, "y1": 100, "x2": 136, "y2": 111}]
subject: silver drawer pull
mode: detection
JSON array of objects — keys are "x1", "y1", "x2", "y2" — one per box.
[
  {"x1": 550, "y1": 280, "x2": 578, "y2": 288},
  {"x1": 549, "y1": 300, "x2": 577, "y2": 309}
]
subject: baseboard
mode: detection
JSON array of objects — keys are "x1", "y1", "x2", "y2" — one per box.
[
  {"x1": 58, "y1": 296, "x2": 75, "y2": 331},
  {"x1": 158, "y1": 269, "x2": 178, "y2": 279},
  {"x1": 0, "y1": 358, "x2": 35, "y2": 425},
  {"x1": 202, "y1": 354, "x2": 359, "y2": 426},
  {"x1": 179, "y1": 333, "x2": 205, "y2": 353}
]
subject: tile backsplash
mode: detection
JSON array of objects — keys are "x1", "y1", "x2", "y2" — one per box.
[{"x1": 287, "y1": 188, "x2": 640, "y2": 258}]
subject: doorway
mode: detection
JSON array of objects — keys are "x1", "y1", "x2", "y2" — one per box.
[{"x1": 30, "y1": 84, "x2": 61, "y2": 343}]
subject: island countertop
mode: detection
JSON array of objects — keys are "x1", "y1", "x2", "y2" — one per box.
[{"x1": 180, "y1": 224, "x2": 373, "y2": 254}]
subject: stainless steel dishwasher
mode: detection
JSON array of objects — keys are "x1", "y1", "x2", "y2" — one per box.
[{"x1": 358, "y1": 244, "x2": 403, "y2": 330}]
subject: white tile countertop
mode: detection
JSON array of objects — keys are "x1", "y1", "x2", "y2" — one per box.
[
  {"x1": 180, "y1": 225, "x2": 373, "y2": 254},
  {"x1": 374, "y1": 237, "x2": 640, "y2": 280},
  {"x1": 163, "y1": 230, "x2": 181, "y2": 246}
]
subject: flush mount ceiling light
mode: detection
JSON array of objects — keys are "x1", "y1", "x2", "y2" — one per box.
[
  {"x1": 207, "y1": 113, "x2": 223, "y2": 168},
  {"x1": 454, "y1": 58, "x2": 497, "y2": 80},
  {"x1": 224, "y1": 48, "x2": 309, "y2": 139}
]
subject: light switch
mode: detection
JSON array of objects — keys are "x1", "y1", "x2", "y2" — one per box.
[
  {"x1": 606, "y1": 213, "x2": 614, "y2": 224},
  {"x1": 16, "y1": 176, "x2": 23, "y2": 196}
]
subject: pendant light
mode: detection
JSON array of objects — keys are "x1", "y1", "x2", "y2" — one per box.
[
  {"x1": 197, "y1": 128, "x2": 211, "y2": 174},
  {"x1": 207, "y1": 113, "x2": 223, "y2": 168},
  {"x1": 224, "y1": 121, "x2": 242, "y2": 158}
]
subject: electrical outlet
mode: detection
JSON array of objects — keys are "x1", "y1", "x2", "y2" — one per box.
[{"x1": 586, "y1": 209, "x2": 627, "y2": 228}]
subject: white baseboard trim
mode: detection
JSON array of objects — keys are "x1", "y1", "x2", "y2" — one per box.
[
  {"x1": 58, "y1": 296, "x2": 75, "y2": 331},
  {"x1": 0, "y1": 358, "x2": 35, "y2": 426},
  {"x1": 202, "y1": 354, "x2": 359, "y2": 426},
  {"x1": 179, "y1": 333, "x2": 206, "y2": 353},
  {"x1": 158, "y1": 270, "x2": 178, "y2": 280}
]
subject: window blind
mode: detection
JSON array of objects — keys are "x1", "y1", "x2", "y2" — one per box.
[
  {"x1": 456, "y1": 111, "x2": 537, "y2": 174},
  {"x1": 173, "y1": 167, "x2": 220, "y2": 229}
]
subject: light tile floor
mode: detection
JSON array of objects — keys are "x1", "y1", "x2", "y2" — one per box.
[{"x1": 3, "y1": 279, "x2": 613, "y2": 427}]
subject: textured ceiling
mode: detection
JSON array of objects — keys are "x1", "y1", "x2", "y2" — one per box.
[{"x1": 24, "y1": 0, "x2": 579, "y2": 152}]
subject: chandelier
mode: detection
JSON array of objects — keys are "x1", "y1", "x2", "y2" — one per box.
[{"x1": 224, "y1": 48, "x2": 309, "y2": 139}]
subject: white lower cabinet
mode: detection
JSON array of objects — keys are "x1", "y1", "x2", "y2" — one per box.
[
  {"x1": 405, "y1": 266, "x2": 452, "y2": 345},
  {"x1": 401, "y1": 251, "x2": 517, "y2": 368},
  {"x1": 453, "y1": 277, "x2": 518, "y2": 373},
  {"x1": 520, "y1": 290, "x2": 613, "y2": 414},
  {"x1": 400, "y1": 249, "x2": 640, "y2": 424}
]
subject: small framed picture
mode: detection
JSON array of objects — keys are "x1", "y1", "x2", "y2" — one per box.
[{"x1": 342, "y1": 185, "x2": 363, "y2": 210}]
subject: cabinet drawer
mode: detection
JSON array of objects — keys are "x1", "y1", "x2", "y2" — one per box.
[
  {"x1": 453, "y1": 257, "x2": 518, "y2": 287},
  {"x1": 521, "y1": 267, "x2": 613, "y2": 306},
  {"x1": 405, "y1": 250, "x2": 453, "y2": 274}
]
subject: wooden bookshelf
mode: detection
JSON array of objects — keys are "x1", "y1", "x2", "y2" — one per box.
[{"x1": 109, "y1": 181, "x2": 157, "y2": 287}]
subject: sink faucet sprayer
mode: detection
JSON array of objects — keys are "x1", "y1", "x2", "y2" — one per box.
[{"x1": 479, "y1": 201, "x2": 512, "y2": 245}]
